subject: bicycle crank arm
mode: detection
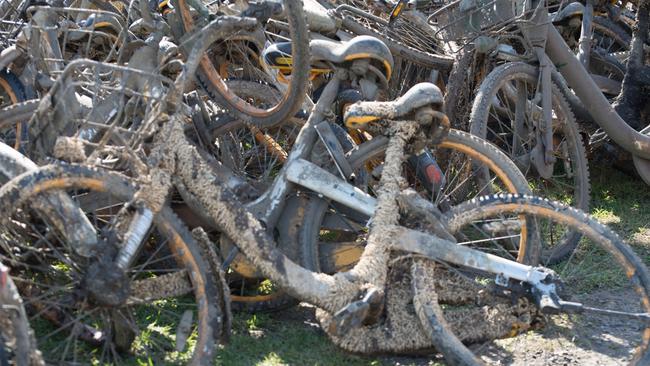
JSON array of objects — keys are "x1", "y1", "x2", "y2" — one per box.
[{"x1": 328, "y1": 287, "x2": 383, "y2": 336}]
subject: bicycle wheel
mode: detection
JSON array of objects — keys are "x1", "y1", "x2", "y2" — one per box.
[
  {"x1": 469, "y1": 62, "x2": 590, "y2": 263},
  {"x1": 0, "y1": 164, "x2": 225, "y2": 365},
  {"x1": 592, "y1": 16, "x2": 631, "y2": 56},
  {"x1": 172, "y1": 0, "x2": 309, "y2": 128},
  {"x1": 298, "y1": 128, "x2": 537, "y2": 275},
  {"x1": 413, "y1": 194, "x2": 650, "y2": 365},
  {"x1": 559, "y1": 15, "x2": 629, "y2": 96},
  {"x1": 0, "y1": 70, "x2": 26, "y2": 150},
  {"x1": 443, "y1": 48, "x2": 475, "y2": 129},
  {"x1": 586, "y1": 16, "x2": 629, "y2": 96},
  {"x1": 205, "y1": 80, "x2": 302, "y2": 193}
]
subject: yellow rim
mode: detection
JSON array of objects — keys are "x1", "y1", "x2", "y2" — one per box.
[{"x1": 0, "y1": 75, "x2": 20, "y2": 149}]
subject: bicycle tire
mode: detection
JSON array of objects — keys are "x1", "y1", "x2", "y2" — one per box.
[
  {"x1": 469, "y1": 62, "x2": 590, "y2": 264},
  {"x1": 443, "y1": 49, "x2": 475, "y2": 129},
  {"x1": 0, "y1": 99, "x2": 38, "y2": 131},
  {"x1": 0, "y1": 164, "x2": 225, "y2": 365},
  {"x1": 0, "y1": 69, "x2": 26, "y2": 149},
  {"x1": 413, "y1": 193, "x2": 650, "y2": 365},
  {"x1": 298, "y1": 128, "x2": 537, "y2": 275},
  {"x1": 0, "y1": 263, "x2": 44, "y2": 366},
  {"x1": 592, "y1": 15, "x2": 631, "y2": 55},
  {"x1": 172, "y1": 0, "x2": 310, "y2": 128}
]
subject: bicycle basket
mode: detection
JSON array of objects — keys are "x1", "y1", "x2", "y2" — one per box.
[
  {"x1": 24, "y1": 6, "x2": 127, "y2": 76},
  {"x1": 0, "y1": 0, "x2": 29, "y2": 48},
  {"x1": 335, "y1": 4, "x2": 450, "y2": 67},
  {"x1": 28, "y1": 59, "x2": 174, "y2": 173},
  {"x1": 428, "y1": 0, "x2": 528, "y2": 43}
]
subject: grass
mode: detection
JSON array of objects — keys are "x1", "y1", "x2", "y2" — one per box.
[
  {"x1": 216, "y1": 311, "x2": 447, "y2": 366},
  {"x1": 216, "y1": 312, "x2": 383, "y2": 366}
]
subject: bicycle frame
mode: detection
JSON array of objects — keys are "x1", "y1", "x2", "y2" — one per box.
[
  {"x1": 542, "y1": 8, "x2": 650, "y2": 182},
  {"x1": 484, "y1": 1, "x2": 650, "y2": 182},
  {"x1": 247, "y1": 69, "x2": 376, "y2": 227},
  {"x1": 209, "y1": 60, "x2": 556, "y2": 306},
  {"x1": 112, "y1": 41, "x2": 550, "y2": 308}
]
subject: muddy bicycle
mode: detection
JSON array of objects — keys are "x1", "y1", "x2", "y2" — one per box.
[
  {"x1": 428, "y1": 0, "x2": 650, "y2": 263},
  {"x1": 3, "y1": 18, "x2": 650, "y2": 366}
]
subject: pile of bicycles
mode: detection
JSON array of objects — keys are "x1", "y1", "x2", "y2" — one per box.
[{"x1": 0, "y1": 0, "x2": 649, "y2": 364}]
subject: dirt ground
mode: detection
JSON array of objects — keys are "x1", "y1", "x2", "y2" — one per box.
[
  {"x1": 476, "y1": 289, "x2": 643, "y2": 366},
  {"x1": 263, "y1": 288, "x2": 642, "y2": 366}
]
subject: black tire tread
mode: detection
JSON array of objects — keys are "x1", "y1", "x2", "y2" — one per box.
[{"x1": 468, "y1": 62, "x2": 590, "y2": 263}]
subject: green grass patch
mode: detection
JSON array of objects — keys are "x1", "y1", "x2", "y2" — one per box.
[{"x1": 215, "y1": 312, "x2": 382, "y2": 366}]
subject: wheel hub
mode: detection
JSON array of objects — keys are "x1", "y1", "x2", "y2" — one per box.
[{"x1": 84, "y1": 261, "x2": 130, "y2": 307}]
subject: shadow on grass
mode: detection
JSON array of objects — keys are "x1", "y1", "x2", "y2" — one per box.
[
  {"x1": 216, "y1": 307, "x2": 445, "y2": 366},
  {"x1": 589, "y1": 166, "x2": 650, "y2": 260}
]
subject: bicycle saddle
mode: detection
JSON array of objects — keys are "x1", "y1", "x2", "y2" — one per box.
[
  {"x1": 263, "y1": 35, "x2": 394, "y2": 80},
  {"x1": 551, "y1": 2, "x2": 584, "y2": 24},
  {"x1": 344, "y1": 82, "x2": 443, "y2": 128}
]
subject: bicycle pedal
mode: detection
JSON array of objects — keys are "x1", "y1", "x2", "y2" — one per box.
[{"x1": 328, "y1": 288, "x2": 383, "y2": 336}]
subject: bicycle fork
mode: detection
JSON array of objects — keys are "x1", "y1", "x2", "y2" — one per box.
[
  {"x1": 114, "y1": 206, "x2": 156, "y2": 271},
  {"x1": 529, "y1": 50, "x2": 557, "y2": 180}
]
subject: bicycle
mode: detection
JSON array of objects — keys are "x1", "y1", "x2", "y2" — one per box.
[
  {"x1": 5, "y1": 26, "x2": 650, "y2": 366},
  {"x1": 192, "y1": 33, "x2": 543, "y2": 310},
  {"x1": 11, "y1": 73, "x2": 650, "y2": 365},
  {"x1": 429, "y1": 0, "x2": 650, "y2": 262},
  {"x1": 0, "y1": 13, "x2": 263, "y2": 362},
  {"x1": 168, "y1": 0, "x2": 310, "y2": 127}
]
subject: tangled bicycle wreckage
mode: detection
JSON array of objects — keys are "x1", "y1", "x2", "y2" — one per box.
[{"x1": 0, "y1": 0, "x2": 649, "y2": 364}]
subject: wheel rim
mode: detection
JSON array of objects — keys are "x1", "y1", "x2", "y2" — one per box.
[{"x1": 0, "y1": 173, "x2": 213, "y2": 364}]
